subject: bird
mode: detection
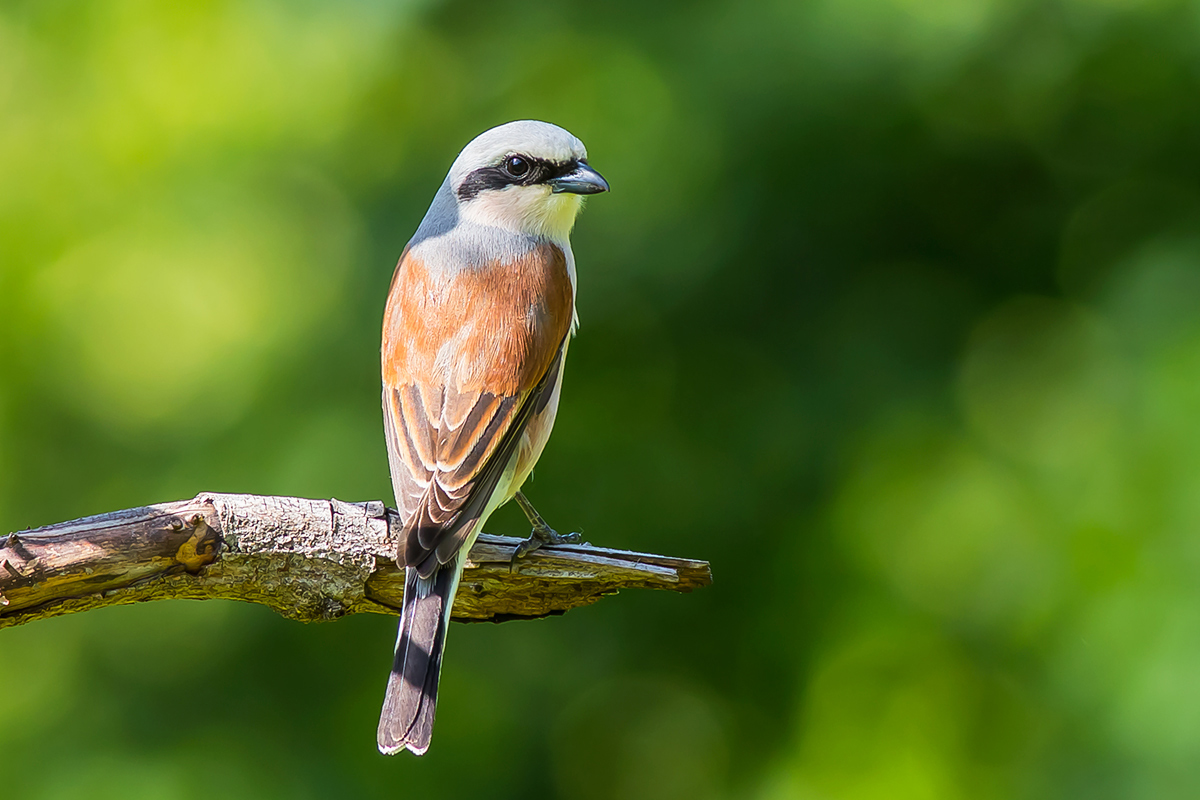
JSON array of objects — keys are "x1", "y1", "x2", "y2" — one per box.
[{"x1": 377, "y1": 120, "x2": 608, "y2": 756}]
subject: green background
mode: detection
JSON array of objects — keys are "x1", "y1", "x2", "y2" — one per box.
[{"x1": 3, "y1": 0, "x2": 1200, "y2": 797}]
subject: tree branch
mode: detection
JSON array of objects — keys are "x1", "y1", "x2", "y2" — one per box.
[{"x1": 0, "y1": 493, "x2": 711, "y2": 629}]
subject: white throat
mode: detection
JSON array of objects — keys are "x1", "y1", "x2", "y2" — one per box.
[{"x1": 459, "y1": 185, "x2": 584, "y2": 243}]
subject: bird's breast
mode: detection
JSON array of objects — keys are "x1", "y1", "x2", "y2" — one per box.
[{"x1": 382, "y1": 242, "x2": 574, "y2": 397}]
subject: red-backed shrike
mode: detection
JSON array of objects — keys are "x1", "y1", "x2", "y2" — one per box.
[{"x1": 377, "y1": 121, "x2": 608, "y2": 755}]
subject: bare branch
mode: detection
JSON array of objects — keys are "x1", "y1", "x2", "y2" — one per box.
[{"x1": 0, "y1": 493, "x2": 711, "y2": 629}]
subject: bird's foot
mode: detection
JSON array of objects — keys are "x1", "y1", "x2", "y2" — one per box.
[
  {"x1": 514, "y1": 524, "x2": 583, "y2": 559},
  {"x1": 511, "y1": 491, "x2": 582, "y2": 560}
]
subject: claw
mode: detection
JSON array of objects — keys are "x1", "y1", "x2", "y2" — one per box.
[{"x1": 513, "y1": 537, "x2": 540, "y2": 560}]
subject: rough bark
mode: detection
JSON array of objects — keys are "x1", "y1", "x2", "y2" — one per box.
[{"x1": 0, "y1": 493, "x2": 711, "y2": 629}]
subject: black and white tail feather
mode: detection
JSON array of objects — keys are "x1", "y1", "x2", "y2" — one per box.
[{"x1": 377, "y1": 559, "x2": 463, "y2": 755}]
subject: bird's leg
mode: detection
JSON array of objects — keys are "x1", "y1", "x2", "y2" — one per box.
[{"x1": 512, "y1": 491, "x2": 582, "y2": 559}]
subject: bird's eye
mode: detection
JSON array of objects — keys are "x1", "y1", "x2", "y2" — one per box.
[{"x1": 503, "y1": 155, "x2": 530, "y2": 178}]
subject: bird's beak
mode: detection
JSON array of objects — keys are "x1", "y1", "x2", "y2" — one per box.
[{"x1": 548, "y1": 163, "x2": 609, "y2": 195}]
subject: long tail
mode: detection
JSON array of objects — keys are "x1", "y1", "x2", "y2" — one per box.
[{"x1": 377, "y1": 559, "x2": 461, "y2": 755}]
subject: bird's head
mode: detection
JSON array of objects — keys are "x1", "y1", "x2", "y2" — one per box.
[{"x1": 447, "y1": 120, "x2": 609, "y2": 242}]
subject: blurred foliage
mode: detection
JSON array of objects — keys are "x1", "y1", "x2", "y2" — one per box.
[{"x1": 2, "y1": 0, "x2": 1200, "y2": 797}]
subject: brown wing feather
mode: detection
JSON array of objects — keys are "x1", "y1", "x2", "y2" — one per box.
[{"x1": 381, "y1": 243, "x2": 573, "y2": 576}]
